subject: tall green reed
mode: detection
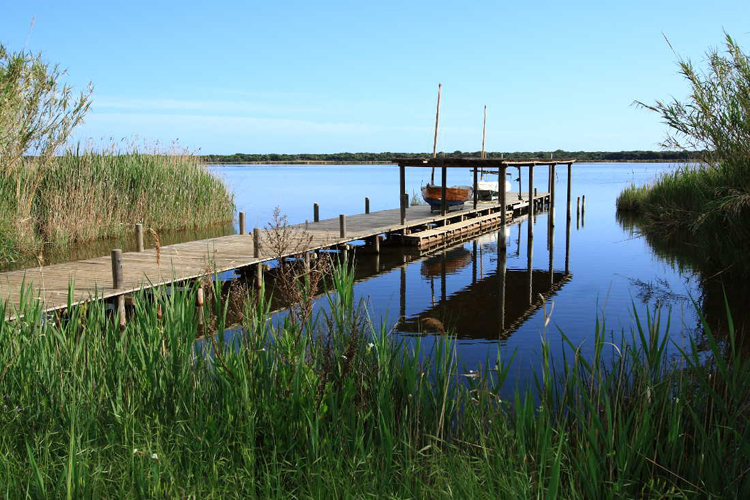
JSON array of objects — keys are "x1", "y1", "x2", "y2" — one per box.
[{"x1": 1, "y1": 266, "x2": 750, "y2": 498}]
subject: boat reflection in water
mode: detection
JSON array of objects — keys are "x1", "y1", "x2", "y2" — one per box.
[{"x1": 394, "y1": 212, "x2": 572, "y2": 340}]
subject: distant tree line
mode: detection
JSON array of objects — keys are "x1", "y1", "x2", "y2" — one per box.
[{"x1": 201, "y1": 150, "x2": 703, "y2": 164}]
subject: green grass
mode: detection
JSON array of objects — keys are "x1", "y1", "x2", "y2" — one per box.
[
  {"x1": 2, "y1": 265, "x2": 750, "y2": 498},
  {"x1": 0, "y1": 149, "x2": 234, "y2": 266}
]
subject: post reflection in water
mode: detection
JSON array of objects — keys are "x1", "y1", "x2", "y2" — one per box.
[{"x1": 498, "y1": 226, "x2": 507, "y2": 335}]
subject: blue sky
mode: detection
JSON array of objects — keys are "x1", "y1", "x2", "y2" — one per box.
[{"x1": 2, "y1": 1, "x2": 749, "y2": 154}]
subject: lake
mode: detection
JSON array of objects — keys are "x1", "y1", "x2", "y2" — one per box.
[{"x1": 213, "y1": 163, "x2": 706, "y2": 388}]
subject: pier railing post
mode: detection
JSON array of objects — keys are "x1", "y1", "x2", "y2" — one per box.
[
  {"x1": 135, "y1": 223, "x2": 144, "y2": 252},
  {"x1": 111, "y1": 249, "x2": 123, "y2": 289},
  {"x1": 253, "y1": 228, "x2": 261, "y2": 258},
  {"x1": 399, "y1": 163, "x2": 406, "y2": 212},
  {"x1": 400, "y1": 193, "x2": 408, "y2": 225},
  {"x1": 339, "y1": 214, "x2": 347, "y2": 238},
  {"x1": 111, "y1": 249, "x2": 126, "y2": 330},
  {"x1": 313, "y1": 203, "x2": 319, "y2": 222},
  {"x1": 365, "y1": 197, "x2": 370, "y2": 214},
  {"x1": 239, "y1": 211, "x2": 246, "y2": 235}
]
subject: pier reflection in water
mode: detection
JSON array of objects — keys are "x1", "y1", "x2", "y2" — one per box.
[{"x1": 392, "y1": 211, "x2": 571, "y2": 341}]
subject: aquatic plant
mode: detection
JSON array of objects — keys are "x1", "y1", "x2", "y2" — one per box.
[{"x1": 1, "y1": 264, "x2": 750, "y2": 498}]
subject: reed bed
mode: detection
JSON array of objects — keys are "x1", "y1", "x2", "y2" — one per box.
[
  {"x1": 617, "y1": 34, "x2": 750, "y2": 273},
  {"x1": 616, "y1": 161, "x2": 750, "y2": 272},
  {"x1": 1, "y1": 265, "x2": 749, "y2": 498},
  {"x1": 0, "y1": 148, "x2": 234, "y2": 264}
]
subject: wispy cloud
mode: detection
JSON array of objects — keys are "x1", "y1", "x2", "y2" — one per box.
[{"x1": 92, "y1": 96, "x2": 323, "y2": 115}]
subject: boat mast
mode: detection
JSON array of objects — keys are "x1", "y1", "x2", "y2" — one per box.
[
  {"x1": 481, "y1": 105, "x2": 487, "y2": 159},
  {"x1": 430, "y1": 83, "x2": 442, "y2": 185},
  {"x1": 480, "y1": 105, "x2": 487, "y2": 180}
]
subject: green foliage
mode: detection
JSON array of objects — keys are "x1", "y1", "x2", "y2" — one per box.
[
  {"x1": 2, "y1": 266, "x2": 750, "y2": 497},
  {"x1": 0, "y1": 44, "x2": 234, "y2": 265},
  {"x1": 0, "y1": 43, "x2": 91, "y2": 172},
  {"x1": 202, "y1": 149, "x2": 700, "y2": 164},
  {"x1": 618, "y1": 34, "x2": 750, "y2": 273}
]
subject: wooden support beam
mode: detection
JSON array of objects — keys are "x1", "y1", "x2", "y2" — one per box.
[
  {"x1": 473, "y1": 164, "x2": 478, "y2": 209},
  {"x1": 339, "y1": 214, "x2": 347, "y2": 238},
  {"x1": 440, "y1": 163, "x2": 447, "y2": 216},
  {"x1": 239, "y1": 212, "x2": 246, "y2": 235},
  {"x1": 314, "y1": 203, "x2": 320, "y2": 222},
  {"x1": 365, "y1": 197, "x2": 370, "y2": 214},
  {"x1": 399, "y1": 163, "x2": 406, "y2": 209},
  {"x1": 528, "y1": 164, "x2": 535, "y2": 217}
]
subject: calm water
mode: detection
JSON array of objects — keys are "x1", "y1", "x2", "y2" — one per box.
[{"x1": 213, "y1": 163, "x2": 703, "y2": 385}]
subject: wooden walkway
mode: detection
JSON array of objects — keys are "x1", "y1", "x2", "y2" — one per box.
[{"x1": 1, "y1": 193, "x2": 547, "y2": 319}]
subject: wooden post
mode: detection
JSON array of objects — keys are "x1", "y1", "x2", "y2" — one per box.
[
  {"x1": 373, "y1": 235, "x2": 380, "y2": 254},
  {"x1": 111, "y1": 249, "x2": 126, "y2": 330},
  {"x1": 313, "y1": 203, "x2": 320, "y2": 222},
  {"x1": 473, "y1": 166, "x2": 478, "y2": 209},
  {"x1": 339, "y1": 214, "x2": 346, "y2": 238},
  {"x1": 401, "y1": 193, "x2": 408, "y2": 225},
  {"x1": 528, "y1": 164, "x2": 535, "y2": 217},
  {"x1": 548, "y1": 164, "x2": 553, "y2": 193},
  {"x1": 111, "y1": 249, "x2": 123, "y2": 289},
  {"x1": 440, "y1": 162, "x2": 447, "y2": 216},
  {"x1": 365, "y1": 197, "x2": 370, "y2": 214},
  {"x1": 253, "y1": 228, "x2": 261, "y2": 258},
  {"x1": 239, "y1": 212, "x2": 246, "y2": 235},
  {"x1": 303, "y1": 252, "x2": 311, "y2": 274},
  {"x1": 196, "y1": 287, "x2": 205, "y2": 335},
  {"x1": 550, "y1": 164, "x2": 556, "y2": 228},
  {"x1": 399, "y1": 163, "x2": 406, "y2": 209},
  {"x1": 255, "y1": 263, "x2": 263, "y2": 288},
  {"x1": 517, "y1": 166, "x2": 522, "y2": 200},
  {"x1": 135, "y1": 223, "x2": 144, "y2": 252},
  {"x1": 499, "y1": 165, "x2": 507, "y2": 231},
  {"x1": 582, "y1": 195, "x2": 586, "y2": 214},
  {"x1": 577, "y1": 196, "x2": 580, "y2": 217}
]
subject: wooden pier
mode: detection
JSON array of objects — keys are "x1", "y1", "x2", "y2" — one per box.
[{"x1": 0, "y1": 158, "x2": 575, "y2": 320}]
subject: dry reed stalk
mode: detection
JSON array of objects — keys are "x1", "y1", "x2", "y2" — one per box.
[{"x1": 148, "y1": 228, "x2": 161, "y2": 265}]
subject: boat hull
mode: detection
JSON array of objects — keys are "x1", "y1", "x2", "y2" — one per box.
[
  {"x1": 421, "y1": 184, "x2": 472, "y2": 211},
  {"x1": 476, "y1": 180, "x2": 513, "y2": 200}
]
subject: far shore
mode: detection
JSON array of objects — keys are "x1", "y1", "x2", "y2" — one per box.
[{"x1": 204, "y1": 159, "x2": 700, "y2": 166}]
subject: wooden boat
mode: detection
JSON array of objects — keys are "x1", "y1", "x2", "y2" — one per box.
[{"x1": 421, "y1": 183, "x2": 472, "y2": 211}]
